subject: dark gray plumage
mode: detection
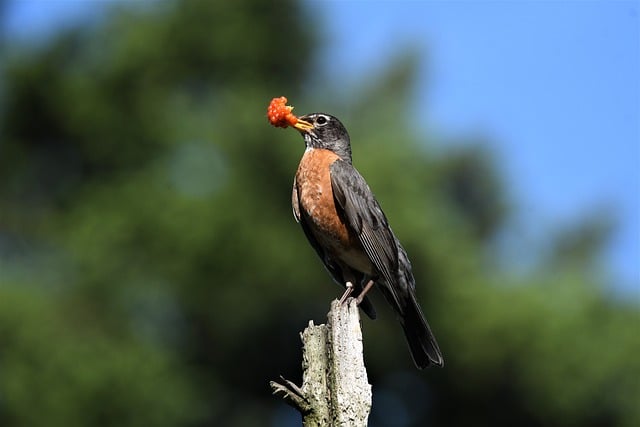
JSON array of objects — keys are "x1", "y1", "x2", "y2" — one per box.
[{"x1": 290, "y1": 112, "x2": 444, "y2": 368}]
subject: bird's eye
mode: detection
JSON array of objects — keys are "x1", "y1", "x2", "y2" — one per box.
[{"x1": 316, "y1": 115, "x2": 328, "y2": 125}]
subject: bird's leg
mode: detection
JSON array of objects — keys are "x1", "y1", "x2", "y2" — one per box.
[
  {"x1": 355, "y1": 280, "x2": 375, "y2": 305},
  {"x1": 338, "y1": 281, "x2": 354, "y2": 305}
]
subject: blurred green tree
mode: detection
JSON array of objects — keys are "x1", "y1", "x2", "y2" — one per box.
[{"x1": 0, "y1": 1, "x2": 637, "y2": 426}]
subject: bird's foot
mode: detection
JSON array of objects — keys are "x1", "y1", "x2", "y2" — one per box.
[
  {"x1": 355, "y1": 279, "x2": 375, "y2": 305},
  {"x1": 338, "y1": 282, "x2": 354, "y2": 305}
]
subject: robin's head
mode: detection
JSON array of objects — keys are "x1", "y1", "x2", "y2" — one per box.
[{"x1": 293, "y1": 113, "x2": 352, "y2": 163}]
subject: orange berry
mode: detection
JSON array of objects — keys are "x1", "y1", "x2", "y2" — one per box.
[{"x1": 267, "y1": 96, "x2": 298, "y2": 128}]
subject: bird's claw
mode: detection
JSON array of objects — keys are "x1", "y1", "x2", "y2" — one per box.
[
  {"x1": 355, "y1": 279, "x2": 375, "y2": 305},
  {"x1": 338, "y1": 281, "x2": 354, "y2": 305}
]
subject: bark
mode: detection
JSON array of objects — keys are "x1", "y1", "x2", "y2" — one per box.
[{"x1": 270, "y1": 298, "x2": 372, "y2": 426}]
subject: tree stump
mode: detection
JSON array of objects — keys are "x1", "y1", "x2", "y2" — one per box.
[{"x1": 270, "y1": 298, "x2": 372, "y2": 426}]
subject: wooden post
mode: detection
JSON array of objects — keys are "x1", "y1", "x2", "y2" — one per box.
[{"x1": 270, "y1": 298, "x2": 372, "y2": 426}]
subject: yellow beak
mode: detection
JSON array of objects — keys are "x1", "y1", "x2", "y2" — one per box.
[{"x1": 293, "y1": 119, "x2": 314, "y2": 132}]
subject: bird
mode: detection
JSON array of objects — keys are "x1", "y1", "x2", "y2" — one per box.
[{"x1": 268, "y1": 97, "x2": 444, "y2": 369}]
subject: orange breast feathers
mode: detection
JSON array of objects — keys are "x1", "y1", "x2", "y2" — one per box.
[{"x1": 295, "y1": 149, "x2": 355, "y2": 248}]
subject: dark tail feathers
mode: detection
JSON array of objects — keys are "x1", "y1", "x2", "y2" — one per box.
[{"x1": 400, "y1": 292, "x2": 444, "y2": 369}]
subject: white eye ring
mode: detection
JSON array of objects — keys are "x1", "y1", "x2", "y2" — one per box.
[{"x1": 316, "y1": 115, "x2": 329, "y2": 125}]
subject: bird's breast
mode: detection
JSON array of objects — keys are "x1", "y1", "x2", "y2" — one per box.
[{"x1": 294, "y1": 149, "x2": 373, "y2": 274}]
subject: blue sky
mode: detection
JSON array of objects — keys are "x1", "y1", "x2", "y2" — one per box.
[
  {"x1": 4, "y1": 0, "x2": 639, "y2": 295},
  {"x1": 311, "y1": 0, "x2": 639, "y2": 295}
]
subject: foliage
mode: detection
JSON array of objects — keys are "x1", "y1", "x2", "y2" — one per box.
[{"x1": 0, "y1": 1, "x2": 638, "y2": 426}]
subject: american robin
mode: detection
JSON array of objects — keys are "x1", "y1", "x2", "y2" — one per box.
[{"x1": 268, "y1": 98, "x2": 444, "y2": 369}]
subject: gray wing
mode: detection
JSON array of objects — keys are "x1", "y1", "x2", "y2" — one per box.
[
  {"x1": 330, "y1": 163, "x2": 444, "y2": 368},
  {"x1": 329, "y1": 159, "x2": 403, "y2": 309},
  {"x1": 292, "y1": 177, "x2": 302, "y2": 223}
]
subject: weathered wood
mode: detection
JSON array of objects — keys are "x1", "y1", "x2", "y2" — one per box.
[{"x1": 270, "y1": 298, "x2": 372, "y2": 426}]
